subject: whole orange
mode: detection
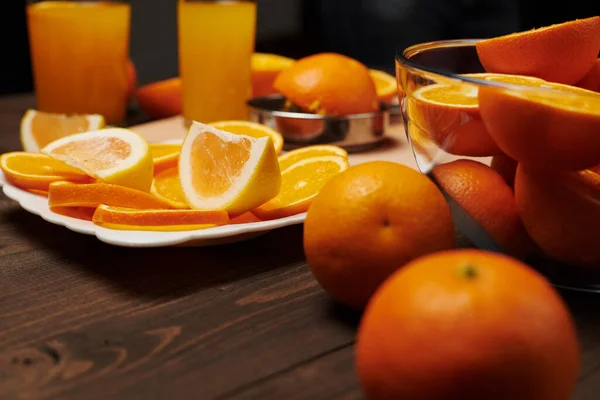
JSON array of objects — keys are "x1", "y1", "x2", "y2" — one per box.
[
  {"x1": 432, "y1": 159, "x2": 530, "y2": 258},
  {"x1": 356, "y1": 249, "x2": 580, "y2": 400},
  {"x1": 273, "y1": 53, "x2": 379, "y2": 116},
  {"x1": 476, "y1": 16, "x2": 600, "y2": 85},
  {"x1": 136, "y1": 77, "x2": 183, "y2": 120},
  {"x1": 303, "y1": 161, "x2": 455, "y2": 309},
  {"x1": 491, "y1": 153, "x2": 518, "y2": 187},
  {"x1": 515, "y1": 164, "x2": 600, "y2": 268}
]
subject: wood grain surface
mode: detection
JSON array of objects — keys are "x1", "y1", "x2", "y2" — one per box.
[{"x1": 1, "y1": 95, "x2": 600, "y2": 400}]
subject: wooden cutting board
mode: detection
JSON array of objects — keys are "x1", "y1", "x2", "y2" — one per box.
[{"x1": 130, "y1": 116, "x2": 418, "y2": 170}]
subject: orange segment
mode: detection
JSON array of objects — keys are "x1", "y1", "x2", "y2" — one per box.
[
  {"x1": 253, "y1": 155, "x2": 349, "y2": 220},
  {"x1": 150, "y1": 143, "x2": 181, "y2": 175},
  {"x1": 92, "y1": 205, "x2": 229, "y2": 231},
  {"x1": 475, "y1": 16, "x2": 600, "y2": 84},
  {"x1": 209, "y1": 120, "x2": 284, "y2": 155},
  {"x1": 48, "y1": 181, "x2": 171, "y2": 209},
  {"x1": 0, "y1": 152, "x2": 91, "y2": 191},
  {"x1": 278, "y1": 145, "x2": 348, "y2": 172},
  {"x1": 20, "y1": 109, "x2": 105, "y2": 152},
  {"x1": 41, "y1": 128, "x2": 154, "y2": 192},
  {"x1": 150, "y1": 167, "x2": 189, "y2": 209},
  {"x1": 179, "y1": 122, "x2": 281, "y2": 214},
  {"x1": 229, "y1": 212, "x2": 261, "y2": 224},
  {"x1": 369, "y1": 69, "x2": 398, "y2": 103},
  {"x1": 478, "y1": 80, "x2": 600, "y2": 170}
]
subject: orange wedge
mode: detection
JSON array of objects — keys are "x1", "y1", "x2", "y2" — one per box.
[
  {"x1": 478, "y1": 79, "x2": 600, "y2": 170},
  {"x1": 476, "y1": 16, "x2": 600, "y2": 85},
  {"x1": 150, "y1": 143, "x2": 181, "y2": 175},
  {"x1": 253, "y1": 155, "x2": 349, "y2": 220},
  {"x1": 150, "y1": 167, "x2": 189, "y2": 209},
  {"x1": 0, "y1": 152, "x2": 92, "y2": 191},
  {"x1": 48, "y1": 181, "x2": 171, "y2": 209},
  {"x1": 20, "y1": 109, "x2": 105, "y2": 152},
  {"x1": 209, "y1": 120, "x2": 284, "y2": 155},
  {"x1": 92, "y1": 205, "x2": 229, "y2": 231},
  {"x1": 41, "y1": 128, "x2": 154, "y2": 192},
  {"x1": 179, "y1": 122, "x2": 281, "y2": 214},
  {"x1": 278, "y1": 145, "x2": 348, "y2": 172},
  {"x1": 369, "y1": 69, "x2": 398, "y2": 104}
]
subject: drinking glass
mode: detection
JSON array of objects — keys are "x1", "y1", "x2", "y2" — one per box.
[
  {"x1": 27, "y1": 1, "x2": 131, "y2": 125},
  {"x1": 178, "y1": 0, "x2": 256, "y2": 124}
]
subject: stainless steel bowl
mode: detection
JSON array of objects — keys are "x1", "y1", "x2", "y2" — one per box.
[{"x1": 247, "y1": 95, "x2": 390, "y2": 153}]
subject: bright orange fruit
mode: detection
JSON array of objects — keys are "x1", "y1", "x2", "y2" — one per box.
[
  {"x1": 478, "y1": 80, "x2": 600, "y2": 170},
  {"x1": 304, "y1": 161, "x2": 455, "y2": 309},
  {"x1": 136, "y1": 77, "x2": 183, "y2": 120},
  {"x1": 577, "y1": 58, "x2": 600, "y2": 92},
  {"x1": 252, "y1": 155, "x2": 349, "y2": 220},
  {"x1": 0, "y1": 152, "x2": 91, "y2": 191},
  {"x1": 48, "y1": 181, "x2": 171, "y2": 209},
  {"x1": 356, "y1": 249, "x2": 580, "y2": 400},
  {"x1": 369, "y1": 69, "x2": 398, "y2": 104},
  {"x1": 273, "y1": 53, "x2": 379, "y2": 116},
  {"x1": 149, "y1": 143, "x2": 181, "y2": 176},
  {"x1": 432, "y1": 159, "x2": 531, "y2": 258},
  {"x1": 251, "y1": 53, "x2": 295, "y2": 97},
  {"x1": 515, "y1": 164, "x2": 600, "y2": 268},
  {"x1": 92, "y1": 205, "x2": 229, "y2": 231},
  {"x1": 476, "y1": 16, "x2": 600, "y2": 84},
  {"x1": 277, "y1": 145, "x2": 348, "y2": 172}
]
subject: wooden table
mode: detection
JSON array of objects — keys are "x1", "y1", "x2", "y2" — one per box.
[{"x1": 1, "y1": 94, "x2": 600, "y2": 400}]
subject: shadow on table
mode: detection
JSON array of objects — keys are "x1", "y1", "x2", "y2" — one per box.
[{"x1": 7, "y1": 208, "x2": 306, "y2": 300}]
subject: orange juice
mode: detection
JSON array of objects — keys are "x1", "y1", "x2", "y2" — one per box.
[
  {"x1": 27, "y1": 2, "x2": 130, "y2": 125},
  {"x1": 178, "y1": 0, "x2": 256, "y2": 124}
]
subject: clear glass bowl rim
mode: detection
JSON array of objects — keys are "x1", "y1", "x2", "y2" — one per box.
[{"x1": 395, "y1": 38, "x2": 599, "y2": 100}]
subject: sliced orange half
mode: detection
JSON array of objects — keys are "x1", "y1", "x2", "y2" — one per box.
[
  {"x1": 278, "y1": 145, "x2": 348, "y2": 172},
  {"x1": 369, "y1": 69, "x2": 398, "y2": 103},
  {"x1": 0, "y1": 152, "x2": 92, "y2": 191},
  {"x1": 48, "y1": 181, "x2": 171, "y2": 209},
  {"x1": 150, "y1": 167, "x2": 189, "y2": 209},
  {"x1": 179, "y1": 122, "x2": 281, "y2": 214},
  {"x1": 251, "y1": 53, "x2": 296, "y2": 97},
  {"x1": 41, "y1": 128, "x2": 154, "y2": 192},
  {"x1": 20, "y1": 109, "x2": 105, "y2": 152},
  {"x1": 253, "y1": 155, "x2": 349, "y2": 220},
  {"x1": 92, "y1": 205, "x2": 229, "y2": 231},
  {"x1": 150, "y1": 142, "x2": 181, "y2": 175},
  {"x1": 209, "y1": 120, "x2": 284, "y2": 155}
]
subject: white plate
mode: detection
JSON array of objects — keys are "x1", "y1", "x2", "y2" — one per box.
[{"x1": 0, "y1": 172, "x2": 306, "y2": 248}]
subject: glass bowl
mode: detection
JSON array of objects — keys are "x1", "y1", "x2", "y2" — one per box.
[{"x1": 395, "y1": 39, "x2": 600, "y2": 292}]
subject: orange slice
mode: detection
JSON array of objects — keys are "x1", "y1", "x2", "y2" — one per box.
[
  {"x1": 41, "y1": 128, "x2": 154, "y2": 192},
  {"x1": 150, "y1": 142, "x2": 181, "y2": 175},
  {"x1": 92, "y1": 205, "x2": 229, "y2": 231},
  {"x1": 179, "y1": 122, "x2": 281, "y2": 214},
  {"x1": 476, "y1": 16, "x2": 600, "y2": 85},
  {"x1": 20, "y1": 109, "x2": 105, "y2": 152},
  {"x1": 28, "y1": 189, "x2": 49, "y2": 197},
  {"x1": 278, "y1": 145, "x2": 348, "y2": 172},
  {"x1": 48, "y1": 181, "x2": 171, "y2": 209},
  {"x1": 51, "y1": 206, "x2": 96, "y2": 221},
  {"x1": 229, "y1": 212, "x2": 261, "y2": 224},
  {"x1": 150, "y1": 167, "x2": 189, "y2": 209},
  {"x1": 369, "y1": 69, "x2": 398, "y2": 103},
  {"x1": 0, "y1": 152, "x2": 92, "y2": 191},
  {"x1": 209, "y1": 120, "x2": 284, "y2": 155},
  {"x1": 251, "y1": 53, "x2": 295, "y2": 97},
  {"x1": 478, "y1": 79, "x2": 600, "y2": 170},
  {"x1": 253, "y1": 155, "x2": 349, "y2": 220}
]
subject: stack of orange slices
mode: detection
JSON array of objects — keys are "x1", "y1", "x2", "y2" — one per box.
[{"x1": 0, "y1": 110, "x2": 350, "y2": 231}]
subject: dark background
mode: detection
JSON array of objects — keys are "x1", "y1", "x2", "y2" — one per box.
[{"x1": 1, "y1": 0, "x2": 598, "y2": 96}]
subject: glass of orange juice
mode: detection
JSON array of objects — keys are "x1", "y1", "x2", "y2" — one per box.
[
  {"x1": 27, "y1": 1, "x2": 131, "y2": 125},
  {"x1": 178, "y1": 0, "x2": 256, "y2": 124}
]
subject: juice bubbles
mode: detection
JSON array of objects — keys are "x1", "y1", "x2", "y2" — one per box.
[
  {"x1": 178, "y1": 0, "x2": 256, "y2": 124},
  {"x1": 27, "y1": 2, "x2": 130, "y2": 125}
]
